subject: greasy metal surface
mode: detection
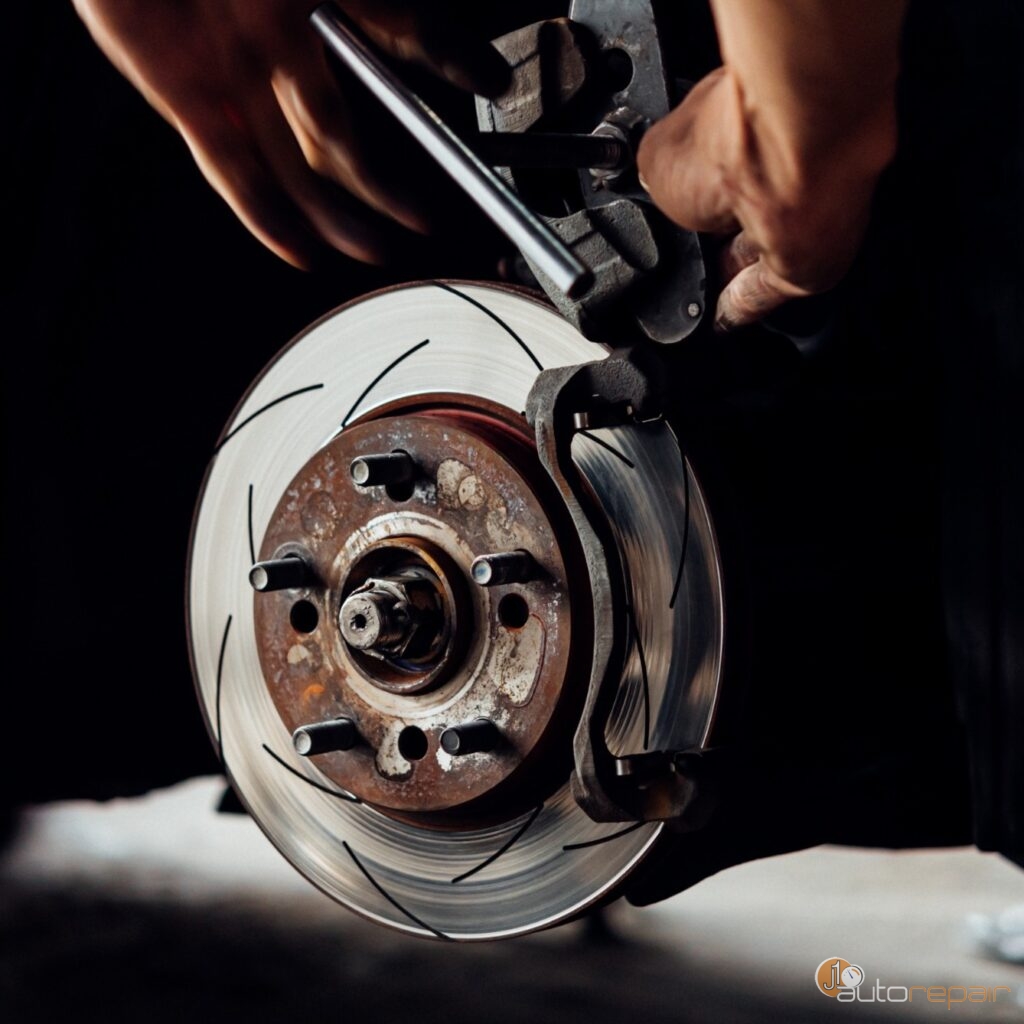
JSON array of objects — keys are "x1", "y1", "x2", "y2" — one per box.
[
  {"x1": 567, "y1": 0, "x2": 706, "y2": 342},
  {"x1": 526, "y1": 200, "x2": 659, "y2": 339},
  {"x1": 254, "y1": 413, "x2": 580, "y2": 817},
  {"x1": 527, "y1": 361, "x2": 624, "y2": 821},
  {"x1": 568, "y1": 0, "x2": 672, "y2": 146},
  {"x1": 477, "y1": 4, "x2": 706, "y2": 344},
  {"x1": 188, "y1": 282, "x2": 722, "y2": 939},
  {"x1": 474, "y1": 20, "x2": 590, "y2": 135}
]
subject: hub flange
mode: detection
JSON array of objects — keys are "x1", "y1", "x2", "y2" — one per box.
[{"x1": 253, "y1": 407, "x2": 589, "y2": 820}]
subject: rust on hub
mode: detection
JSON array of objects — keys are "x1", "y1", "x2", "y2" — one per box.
[{"x1": 253, "y1": 402, "x2": 589, "y2": 823}]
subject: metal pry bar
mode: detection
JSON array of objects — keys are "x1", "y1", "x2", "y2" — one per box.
[{"x1": 310, "y1": 3, "x2": 593, "y2": 300}]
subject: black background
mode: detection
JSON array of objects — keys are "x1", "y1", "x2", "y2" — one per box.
[{"x1": 4, "y1": 1, "x2": 1022, "y2": 878}]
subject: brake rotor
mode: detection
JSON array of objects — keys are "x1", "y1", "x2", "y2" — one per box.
[{"x1": 188, "y1": 281, "x2": 723, "y2": 939}]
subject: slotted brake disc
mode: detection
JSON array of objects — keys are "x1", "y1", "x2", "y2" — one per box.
[{"x1": 188, "y1": 282, "x2": 723, "y2": 940}]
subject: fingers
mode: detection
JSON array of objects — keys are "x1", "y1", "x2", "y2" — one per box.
[
  {"x1": 173, "y1": 74, "x2": 402, "y2": 268},
  {"x1": 271, "y1": 45, "x2": 429, "y2": 234},
  {"x1": 638, "y1": 66, "x2": 842, "y2": 331},
  {"x1": 266, "y1": 6, "x2": 510, "y2": 246},
  {"x1": 77, "y1": 0, "x2": 511, "y2": 269},
  {"x1": 410, "y1": 16, "x2": 512, "y2": 97},
  {"x1": 242, "y1": 78, "x2": 404, "y2": 264},
  {"x1": 715, "y1": 257, "x2": 806, "y2": 332},
  {"x1": 637, "y1": 68, "x2": 742, "y2": 236},
  {"x1": 345, "y1": 2, "x2": 511, "y2": 97},
  {"x1": 173, "y1": 95, "x2": 327, "y2": 269},
  {"x1": 719, "y1": 230, "x2": 760, "y2": 283},
  {"x1": 188, "y1": 6, "x2": 508, "y2": 266}
]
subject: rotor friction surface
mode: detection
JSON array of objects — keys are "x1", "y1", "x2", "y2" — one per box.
[{"x1": 188, "y1": 282, "x2": 722, "y2": 940}]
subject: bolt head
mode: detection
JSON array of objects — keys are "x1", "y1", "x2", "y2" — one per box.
[
  {"x1": 339, "y1": 571, "x2": 445, "y2": 662},
  {"x1": 340, "y1": 593, "x2": 387, "y2": 648}
]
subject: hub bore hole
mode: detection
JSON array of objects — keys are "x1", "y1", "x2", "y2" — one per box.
[
  {"x1": 398, "y1": 726, "x2": 429, "y2": 761},
  {"x1": 290, "y1": 599, "x2": 320, "y2": 634},
  {"x1": 350, "y1": 613, "x2": 368, "y2": 632},
  {"x1": 604, "y1": 47, "x2": 634, "y2": 91},
  {"x1": 385, "y1": 479, "x2": 415, "y2": 502},
  {"x1": 498, "y1": 593, "x2": 529, "y2": 629}
]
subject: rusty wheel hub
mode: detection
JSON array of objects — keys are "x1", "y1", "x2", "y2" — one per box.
[{"x1": 253, "y1": 406, "x2": 588, "y2": 821}]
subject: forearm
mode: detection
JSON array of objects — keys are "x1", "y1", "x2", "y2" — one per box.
[{"x1": 709, "y1": 1, "x2": 908, "y2": 193}]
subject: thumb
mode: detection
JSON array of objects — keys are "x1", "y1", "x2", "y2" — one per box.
[{"x1": 715, "y1": 259, "x2": 805, "y2": 332}]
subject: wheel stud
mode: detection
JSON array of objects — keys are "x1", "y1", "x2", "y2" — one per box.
[
  {"x1": 250, "y1": 556, "x2": 314, "y2": 592},
  {"x1": 440, "y1": 718, "x2": 502, "y2": 756},
  {"x1": 471, "y1": 550, "x2": 536, "y2": 586},
  {"x1": 293, "y1": 718, "x2": 360, "y2": 756},
  {"x1": 350, "y1": 451, "x2": 415, "y2": 487}
]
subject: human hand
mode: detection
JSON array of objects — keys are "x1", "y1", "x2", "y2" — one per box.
[
  {"x1": 72, "y1": 1, "x2": 510, "y2": 268},
  {"x1": 637, "y1": 66, "x2": 898, "y2": 332}
]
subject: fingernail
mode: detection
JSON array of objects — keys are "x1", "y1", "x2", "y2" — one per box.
[
  {"x1": 713, "y1": 301, "x2": 736, "y2": 334},
  {"x1": 637, "y1": 170, "x2": 651, "y2": 193}
]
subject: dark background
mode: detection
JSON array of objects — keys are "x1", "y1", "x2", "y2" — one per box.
[
  {"x1": 4, "y1": 1, "x2": 1023, "y2": 880},
  {"x1": 2, "y1": 0, "x2": 717, "y2": 807},
  {"x1": 3, "y1": 3, "x2": 535, "y2": 805}
]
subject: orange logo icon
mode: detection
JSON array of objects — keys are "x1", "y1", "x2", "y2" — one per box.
[{"x1": 816, "y1": 957, "x2": 864, "y2": 997}]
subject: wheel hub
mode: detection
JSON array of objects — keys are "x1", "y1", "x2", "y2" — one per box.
[{"x1": 252, "y1": 407, "x2": 588, "y2": 819}]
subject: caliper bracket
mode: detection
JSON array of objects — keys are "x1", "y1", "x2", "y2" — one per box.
[{"x1": 526, "y1": 348, "x2": 709, "y2": 823}]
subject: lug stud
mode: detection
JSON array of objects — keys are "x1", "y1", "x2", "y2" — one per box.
[
  {"x1": 471, "y1": 550, "x2": 536, "y2": 587},
  {"x1": 440, "y1": 718, "x2": 502, "y2": 756},
  {"x1": 293, "y1": 718, "x2": 360, "y2": 756},
  {"x1": 350, "y1": 451, "x2": 415, "y2": 488},
  {"x1": 250, "y1": 556, "x2": 314, "y2": 592}
]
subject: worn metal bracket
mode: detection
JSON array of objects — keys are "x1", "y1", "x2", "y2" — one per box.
[
  {"x1": 525, "y1": 348, "x2": 708, "y2": 822},
  {"x1": 478, "y1": 1, "x2": 706, "y2": 345}
]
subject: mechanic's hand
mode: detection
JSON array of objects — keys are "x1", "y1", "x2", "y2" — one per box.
[
  {"x1": 73, "y1": 0, "x2": 510, "y2": 268},
  {"x1": 637, "y1": 67, "x2": 898, "y2": 332}
]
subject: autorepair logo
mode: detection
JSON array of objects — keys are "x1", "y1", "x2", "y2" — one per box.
[
  {"x1": 815, "y1": 957, "x2": 1014, "y2": 1008},
  {"x1": 816, "y1": 957, "x2": 865, "y2": 998}
]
